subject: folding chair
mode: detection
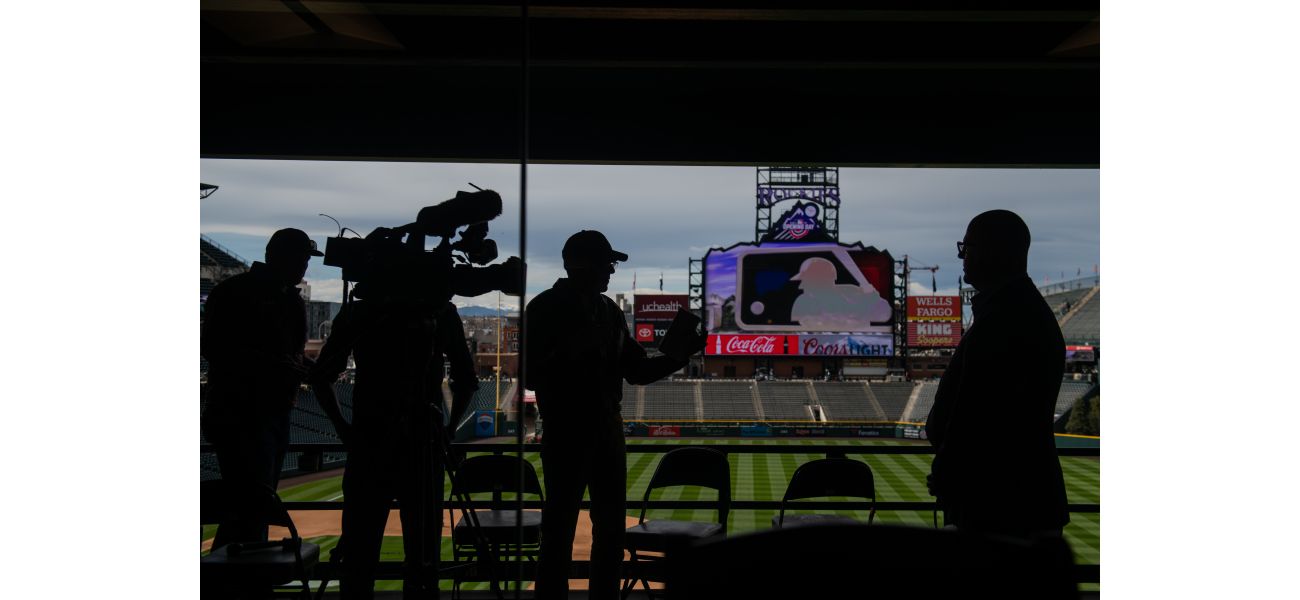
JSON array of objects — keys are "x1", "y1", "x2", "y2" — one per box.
[
  {"x1": 200, "y1": 480, "x2": 320, "y2": 600},
  {"x1": 622, "y1": 447, "x2": 730, "y2": 600},
  {"x1": 772, "y1": 457, "x2": 876, "y2": 528},
  {"x1": 447, "y1": 454, "x2": 544, "y2": 599}
]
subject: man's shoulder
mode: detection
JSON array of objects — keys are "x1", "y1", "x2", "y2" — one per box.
[
  {"x1": 527, "y1": 285, "x2": 571, "y2": 312},
  {"x1": 208, "y1": 272, "x2": 259, "y2": 301}
]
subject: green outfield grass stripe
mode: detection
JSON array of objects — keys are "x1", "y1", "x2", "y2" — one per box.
[{"x1": 269, "y1": 437, "x2": 1098, "y2": 584}]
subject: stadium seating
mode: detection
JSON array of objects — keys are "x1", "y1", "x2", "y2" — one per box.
[
  {"x1": 622, "y1": 382, "x2": 640, "y2": 419},
  {"x1": 1060, "y1": 288, "x2": 1100, "y2": 344},
  {"x1": 1042, "y1": 286, "x2": 1093, "y2": 316},
  {"x1": 642, "y1": 381, "x2": 700, "y2": 421},
  {"x1": 813, "y1": 382, "x2": 881, "y2": 421},
  {"x1": 756, "y1": 382, "x2": 814, "y2": 421},
  {"x1": 701, "y1": 382, "x2": 759, "y2": 420},
  {"x1": 1055, "y1": 381, "x2": 1095, "y2": 419},
  {"x1": 200, "y1": 238, "x2": 250, "y2": 269},
  {"x1": 868, "y1": 382, "x2": 914, "y2": 421},
  {"x1": 905, "y1": 381, "x2": 940, "y2": 423}
]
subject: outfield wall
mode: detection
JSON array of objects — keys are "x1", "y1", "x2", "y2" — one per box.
[
  {"x1": 621, "y1": 421, "x2": 1100, "y2": 448},
  {"x1": 624, "y1": 421, "x2": 926, "y2": 439}
]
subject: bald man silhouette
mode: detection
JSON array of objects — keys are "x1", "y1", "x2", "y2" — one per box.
[{"x1": 925, "y1": 210, "x2": 1069, "y2": 539}]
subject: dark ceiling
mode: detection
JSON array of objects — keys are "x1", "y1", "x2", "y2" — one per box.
[{"x1": 201, "y1": 1, "x2": 1099, "y2": 166}]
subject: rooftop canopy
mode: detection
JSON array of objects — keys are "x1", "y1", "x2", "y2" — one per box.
[{"x1": 201, "y1": 1, "x2": 1098, "y2": 166}]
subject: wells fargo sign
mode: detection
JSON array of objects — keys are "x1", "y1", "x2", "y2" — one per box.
[{"x1": 907, "y1": 296, "x2": 962, "y2": 321}]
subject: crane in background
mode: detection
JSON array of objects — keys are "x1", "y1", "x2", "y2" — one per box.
[{"x1": 903, "y1": 256, "x2": 940, "y2": 294}]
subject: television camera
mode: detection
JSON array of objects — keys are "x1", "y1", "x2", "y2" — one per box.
[{"x1": 322, "y1": 188, "x2": 522, "y2": 303}]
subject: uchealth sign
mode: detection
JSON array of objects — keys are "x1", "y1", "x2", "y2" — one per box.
[
  {"x1": 789, "y1": 334, "x2": 894, "y2": 357},
  {"x1": 707, "y1": 334, "x2": 786, "y2": 355},
  {"x1": 634, "y1": 294, "x2": 688, "y2": 320},
  {"x1": 907, "y1": 321, "x2": 963, "y2": 348},
  {"x1": 907, "y1": 296, "x2": 962, "y2": 321}
]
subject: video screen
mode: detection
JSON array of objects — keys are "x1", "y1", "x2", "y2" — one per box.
[{"x1": 705, "y1": 242, "x2": 893, "y2": 334}]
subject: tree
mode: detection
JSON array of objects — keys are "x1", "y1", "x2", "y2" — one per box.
[{"x1": 1065, "y1": 395, "x2": 1099, "y2": 436}]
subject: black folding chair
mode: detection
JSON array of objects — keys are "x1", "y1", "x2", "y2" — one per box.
[
  {"x1": 200, "y1": 480, "x2": 320, "y2": 600},
  {"x1": 772, "y1": 457, "x2": 876, "y2": 528},
  {"x1": 622, "y1": 447, "x2": 730, "y2": 600},
  {"x1": 447, "y1": 454, "x2": 544, "y2": 599},
  {"x1": 666, "y1": 524, "x2": 1078, "y2": 600}
]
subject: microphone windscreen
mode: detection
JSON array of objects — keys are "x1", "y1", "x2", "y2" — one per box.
[{"x1": 416, "y1": 190, "x2": 503, "y2": 237}]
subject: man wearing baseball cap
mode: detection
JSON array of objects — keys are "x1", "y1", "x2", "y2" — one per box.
[
  {"x1": 526, "y1": 230, "x2": 704, "y2": 600},
  {"x1": 201, "y1": 228, "x2": 323, "y2": 556}
]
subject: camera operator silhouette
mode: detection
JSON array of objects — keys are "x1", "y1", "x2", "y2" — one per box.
[
  {"x1": 925, "y1": 210, "x2": 1069, "y2": 540},
  {"x1": 201, "y1": 228, "x2": 322, "y2": 550},
  {"x1": 307, "y1": 188, "x2": 518, "y2": 600},
  {"x1": 526, "y1": 230, "x2": 707, "y2": 600},
  {"x1": 310, "y1": 274, "x2": 485, "y2": 600},
  {"x1": 789, "y1": 256, "x2": 891, "y2": 330}
]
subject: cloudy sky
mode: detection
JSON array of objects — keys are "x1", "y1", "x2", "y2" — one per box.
[{"x1": 200, "y1": 160, "x2": 1098, "y2": 307}]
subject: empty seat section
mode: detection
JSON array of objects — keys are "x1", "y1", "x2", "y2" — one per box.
[
  {"x1": 869, "y1": 382, "x2": 913, "y2": 421},
  {"x1": 1061, "y1": 289, "x2": 1100, "y2": 344},
  {"x1": 700, "y1": 382, "x2": 758, "y2": 420},
  {"x1": 757, "y1": 382, "x2": 813, "y2": 421},
  {"x1": 1042, "y1": 286, "x2": 1093, "y2": 316},
  {"x1": 906, "y1": 381, "x2": 940, "y2": 423},
  {"x1": 641, "y1": 381, "x2": 698, "y2": 421},
  {"x1": 813, "y1": 383, "x2": 879, "y2": 421},
  {"x1": 1055, "y1": 381, "x2": 1095, "y2": 417}
]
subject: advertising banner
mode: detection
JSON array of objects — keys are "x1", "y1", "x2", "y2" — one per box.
[
  {"x1": 1066, "y1": 345, "x2": 1096, "y2": 362},
  {"x1": 907, "y1": 321, "x2": 963, "y2": 348},
  {"x1": 706, "y1": 334, "x2": 787, "y2": 355},
  {"x1": 907, "y1": 296, "x2": 962, "y2": 321},
  {"x1": 474, "y1": 411, "x2": 495, "y2": 438},
  {"x1": 635, "y1": 322, "x2": 658, "y2": 343},
  {"x1": 788, "y1": 333, "x2": 894, "y2": 357},
  {"x1": 704, "y1": 242, "x2": 894, "y2": 334},
  {"x1": 634, "y1": 294, "x2": 689, "y2": 320},
  {"x1": 740, "y1": 424, "x2": 772, "y2": 437},
  {"x1": 648, "y1": 425, "x2": 681, "y2": 437}
]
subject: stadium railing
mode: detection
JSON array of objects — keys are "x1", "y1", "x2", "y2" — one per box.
[{"x1": 200, "y1": 441, "x2": 1100, "y2": 586}]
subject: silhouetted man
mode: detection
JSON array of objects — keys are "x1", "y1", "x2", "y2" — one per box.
[
  {"x1": 311, "y1": 295, "x2": 476, "y2": 600},
  {"x1": 201, "y1": 228, "x2": 322, "y2": 548},
  {"x1": 925, "y1": 210, "x2": 1069, "y2": 539},
  {"x1": 526, "y1": 231, "x2": 704, "y2": 600}
]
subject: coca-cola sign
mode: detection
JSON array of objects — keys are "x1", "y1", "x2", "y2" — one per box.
[
  {"x1": 706, "y1": 334, "x2": 787, "y2": 355},
  {"x1": 790, "y1": 334, "x2": 894, "y2": 357}
]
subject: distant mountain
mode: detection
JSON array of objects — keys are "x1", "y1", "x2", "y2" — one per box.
[{"x1": 456, "y1": 305, "x2": 516, "y2": 317}]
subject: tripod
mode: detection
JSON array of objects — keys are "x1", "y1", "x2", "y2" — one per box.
[{"x1": 311, "y1": 300, "x2": 510, "y2": 600}]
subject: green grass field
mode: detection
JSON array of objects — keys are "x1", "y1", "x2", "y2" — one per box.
[{"x1": 236, "y1": 437, "x2": 1100, "y2": 592}]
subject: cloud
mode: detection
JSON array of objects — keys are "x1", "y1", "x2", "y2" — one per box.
[{"x1": 202, "y1": 161, "x2": 1098, "y2": 304}]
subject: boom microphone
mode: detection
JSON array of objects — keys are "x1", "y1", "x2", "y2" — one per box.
[{"x1": 416, "y1": 190, "x2": 503, "y2": 238}]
